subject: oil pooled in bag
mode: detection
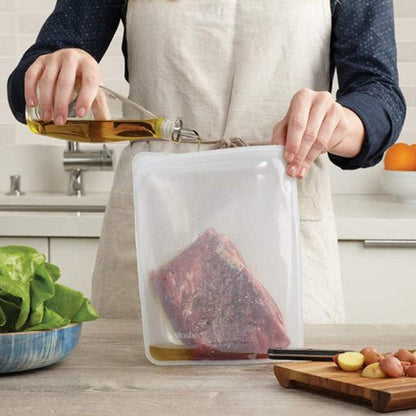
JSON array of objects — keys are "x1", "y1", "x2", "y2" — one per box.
[
  {"x1": 149, "y1": 344, "x2": 268, "y2": 361},
  {"x1": 27, "y1": 118, "x2": 165, "y2": 143}
]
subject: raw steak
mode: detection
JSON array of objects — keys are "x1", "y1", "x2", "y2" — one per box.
[{"x1": 150, "y1": 228, "x2": 290, "y2": 360}]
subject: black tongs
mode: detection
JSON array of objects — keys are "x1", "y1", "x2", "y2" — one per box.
[{"x1": 268, "y1": 348, "x2": 347, "y2": 361}]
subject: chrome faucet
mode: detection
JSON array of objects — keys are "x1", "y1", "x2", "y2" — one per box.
[
  {"x1": 6, "y1": 174, "x2": 25, "y2": 196},
  {"x1": 63, "y1": 141, "x2": 114, "y2": 196}
]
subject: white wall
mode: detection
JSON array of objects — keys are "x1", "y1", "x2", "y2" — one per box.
[{"x1": 0, "y1": 0, "x2": 415, "y2": 193}]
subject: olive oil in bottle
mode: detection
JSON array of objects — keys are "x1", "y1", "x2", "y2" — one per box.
[
  {"x1": 25, "y1": 85, "x2": 200, "y2": 144},
  {"x1": 27, "y1": 118, "x2": 169, "y2": 143}
]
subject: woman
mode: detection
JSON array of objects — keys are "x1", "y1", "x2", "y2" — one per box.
[{"x1": 8, "y1": 0, "x2": 406, "y2": 323}]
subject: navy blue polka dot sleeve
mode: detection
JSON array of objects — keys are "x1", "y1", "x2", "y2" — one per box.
[{"x1": 329, "y1": 0, "x2": 406, "y2": 169}]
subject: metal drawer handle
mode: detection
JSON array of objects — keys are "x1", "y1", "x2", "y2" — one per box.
[{"x1": 364, "y1": 240, "x2": 416, "y2": 248}]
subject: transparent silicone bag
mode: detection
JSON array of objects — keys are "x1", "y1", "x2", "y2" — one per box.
[{"x1": 132, "y1": 145, "x2": 303, "y2": 365}]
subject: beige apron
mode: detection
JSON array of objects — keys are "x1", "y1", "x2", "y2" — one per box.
[{"x1": 92, "y1": 0, "x2": 345, "y2": 323}]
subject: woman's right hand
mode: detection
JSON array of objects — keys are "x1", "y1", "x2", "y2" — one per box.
[{"x1": 24, "y1": 48, "x2": 103, "y2": 125}]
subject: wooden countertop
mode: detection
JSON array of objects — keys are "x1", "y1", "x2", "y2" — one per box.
[{"x1": 3, "y1": 319, "x2": 416, "y2": 416}]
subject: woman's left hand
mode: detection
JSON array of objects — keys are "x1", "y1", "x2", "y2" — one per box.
[{"x1": 271, "y1": 89, "x2": 365, "y2": 179}]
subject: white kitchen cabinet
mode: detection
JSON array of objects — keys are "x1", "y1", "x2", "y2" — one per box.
[
  {"x1": 0, "y1": 237, "x2": 48, "y2": 257},
  {"x1": 338, "y1": 240, "x2": 416, "y2": 324},
  {"x1": 49, "y1": 238, "x2": 99, "y2": 299}
]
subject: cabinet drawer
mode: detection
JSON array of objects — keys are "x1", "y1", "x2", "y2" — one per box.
[
  {"x1": 49, "y1": 238, "x2": 99, "y2": 298},
  {"x1": 338, "y1": 240, "x2": 416, "y2": 324}
]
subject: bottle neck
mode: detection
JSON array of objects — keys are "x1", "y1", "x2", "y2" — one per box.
[{"x1": 160, "y1": 118, "x2": 200, "y2": 143}]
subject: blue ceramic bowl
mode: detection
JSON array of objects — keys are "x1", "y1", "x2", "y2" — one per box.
[{"x1": 0, "y1": 323, "x2": 82, "y2": 373}]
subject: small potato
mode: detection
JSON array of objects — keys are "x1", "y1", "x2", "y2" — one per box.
[
  {"x1": 379, "y1": 356, "x2": 404, "y2": 378},
  {"x1": 338, "y1": 352, "x2": 365, "y2": 372},
  {"x1": 362, "y1": 362, "x2": 387, "y2": 379},
  {"x1": 405, "y1": 365, "x2": 416, "y2": 378},
  {"x1": 401, "y1": 361, "x2": 412, "y2": 373},
  {"x1": 360, "y1": 347, "x2": 384, "y2": 366},
  {"x1": 333, "y1": 353, "x2": 340, "y2": 367},
  {"x1": 396, "y1": 348, "x2": 416, "y2": 365},
  {"x1": 360, "y1": 346, "x2": 375, "y2": 355}
]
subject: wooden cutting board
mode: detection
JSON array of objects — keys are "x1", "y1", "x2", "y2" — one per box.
[{"x1": 274, "y1": 361, "x2": 416, "y2": 412}]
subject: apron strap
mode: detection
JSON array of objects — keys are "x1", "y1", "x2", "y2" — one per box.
[{"x1": 207, "y1": 137, "x2": 272, "y2": 149}]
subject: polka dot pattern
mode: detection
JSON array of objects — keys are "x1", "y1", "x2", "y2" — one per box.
[{"x1": 330, "y1": 0, "x2": 406, "y2": 169}]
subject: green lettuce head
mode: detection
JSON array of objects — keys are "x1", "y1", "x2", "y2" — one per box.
[{"x1": 0, "y1": 246, "x2": 99, "y2": 332}]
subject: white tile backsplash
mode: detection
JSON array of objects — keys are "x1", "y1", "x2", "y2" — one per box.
[
  {"x1": 17, "y1": 0, "x2": 55, "y2": 13},
  {"x1": 0, "y1": 12, "x2": 17, "y2": 34},
  {"x1": 0, "y1": 3, "x2": 17, "y2": 13},
  {"x1": 0, "y1": 58, "x2": 19, "y2": 79},
  {"x1": 17, "y1": 122, "x2": 62, "y2": 145},
  {"x1": 0, "y1": 144, "x2": 124, "y2": 193},
  {"x1": 18, "y1": 34, "x2": 40, "y2": 55},
  {"x1": 18, "y1": 13, "x2": 50, "y2": 34},
  {"x1": 395, "y1": 0, "x2": 416, "y2": 17},
  {"x1": 0, "y1": 2, "x2": 415, "y2": 194},
  {"x1": 1, "y1": 78, "x2": 8, "y2": 103},
  {"x1": 398, "y1": 63, "x2": 416, "y2": 85},
  {"x1": 395, "y1": 18, "x2": 416, "y2": 41},
  {"x1": 0, "y1": 124, "x2": 17, "y2": 144},
  {"x1": 403, "y1": 107, "x2": 416, "y2": 130},
  {"x1": 0, "y1": 144, "x2": 66, "y2": 192},
  {"x1": 0, "y1": 35, "x2": 17, "y2": 56},
  {"x1": 328, "y1": 161, "x2": 385, "y2": 195},
  {"x1": 398, "y1": 42, "x2": 416, "y2": 63},
  {"x1": 402, "y1": 86, "x2": 416, "y2": 106},
  {"x1": 400, "y1": 129, "x2": 416, "y2": 141},
  {"x1": 0, "y1": 100, "x2": 15, "y2": 123}
]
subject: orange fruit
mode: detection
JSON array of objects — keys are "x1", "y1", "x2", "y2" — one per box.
[{"x1": 384, "y1": 143, "x2": 416, "y2": 171}]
